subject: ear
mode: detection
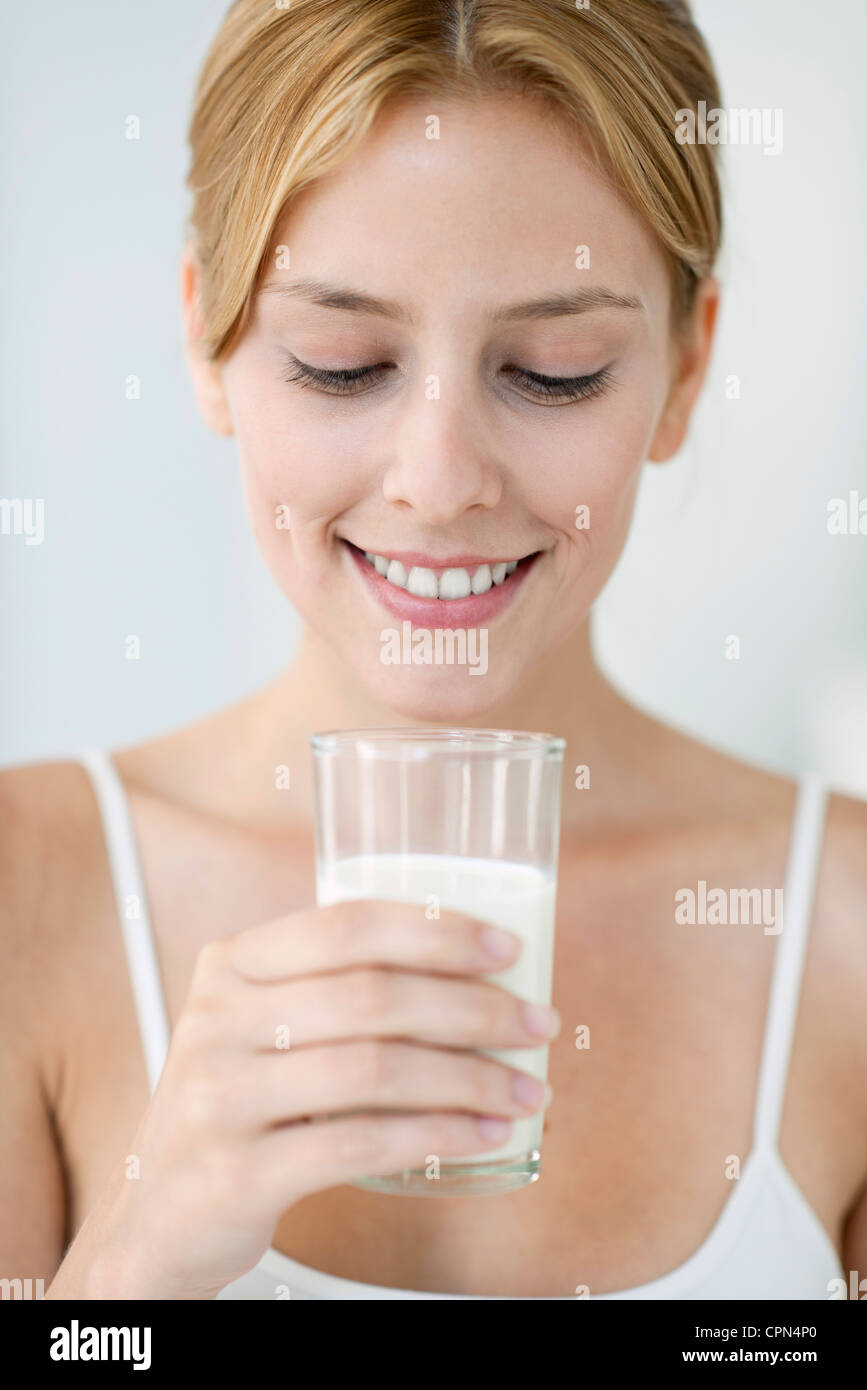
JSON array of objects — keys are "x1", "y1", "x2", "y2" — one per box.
[
  {"x1": 180, "y1": 241, "x2": 234, "y2": 438},
  {"x1": 647, "y1": 275, "x2": 720, "y2": 463}
]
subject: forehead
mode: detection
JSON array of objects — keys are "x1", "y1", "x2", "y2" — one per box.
[{"x1": 263, "y1": 93, "x2": 669, "y2": 318}]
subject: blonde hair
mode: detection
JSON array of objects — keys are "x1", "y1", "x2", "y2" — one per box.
[{"x1": 185, "y1": 0, "x2": 724, "y2": 362}]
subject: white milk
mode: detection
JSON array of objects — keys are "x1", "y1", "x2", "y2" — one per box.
[{"x1": 317, "y1": 853, "x2": 557, "y2": 1165}]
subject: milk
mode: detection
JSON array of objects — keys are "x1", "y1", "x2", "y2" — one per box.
[{"x1": 317, "y1": 853, "x2": 557, "y2": 1165}]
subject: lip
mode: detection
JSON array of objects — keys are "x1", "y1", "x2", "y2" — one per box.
[{"x1": 342, "y1": 539, "x2": 541, "y2": 628}]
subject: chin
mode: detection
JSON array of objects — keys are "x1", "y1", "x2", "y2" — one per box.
[{"x1": 360, "y1": 659, "x2": 519, "y2": 725}]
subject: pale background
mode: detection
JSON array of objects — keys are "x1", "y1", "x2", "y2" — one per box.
[{"x1": 1, "y1": 0, "x2": 865, "y2": 795}]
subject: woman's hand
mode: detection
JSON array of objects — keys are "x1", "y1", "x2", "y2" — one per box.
[{"x1": 50, "y1": 900, "x2": 559, "y2": 1300}]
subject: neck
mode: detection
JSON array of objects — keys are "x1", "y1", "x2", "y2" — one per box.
[{"x1": 235, "y1": 618, "x2": 654, "y2": 832}]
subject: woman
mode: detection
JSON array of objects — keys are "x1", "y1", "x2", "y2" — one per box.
[{"x1": 3, "y1": 0, "x2": 866, "y2": 1301}]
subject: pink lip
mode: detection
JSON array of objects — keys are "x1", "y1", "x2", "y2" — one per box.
[{"x1": 343, "y1": 539, "x2": 540, "y2": 627}]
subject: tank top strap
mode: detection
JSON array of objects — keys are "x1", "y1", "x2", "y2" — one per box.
[
  {"x1": 751, "y1": 771, "x2": 829, "y2": 1152},
  {"x1": 76, "y1": 747, "x2": 170, "y2": 1096}
]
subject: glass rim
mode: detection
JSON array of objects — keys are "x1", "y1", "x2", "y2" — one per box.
[{"x1": 309, "y1": 727, "x2": 565, "y2": 759}]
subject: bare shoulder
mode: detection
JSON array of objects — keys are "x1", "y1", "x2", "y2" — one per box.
[
  {"x1": 0, "y1": 757, "x2": 111, "y2": 1276},
  {"x1": 819, "y1": 787, "x2": 867, "y2": 1267},
  {"x1": 0, "y1": 736, "x2": 200, "y2": 998},
  {"x1": 817, "y1": 784, "x2": 867, "y2": 1050},
  {"x1": 688, "y1": 723, "x2": 867, "y2": 953},
  {"x1": 0, "y1": 757, "x2": 105, "y2": 941},
  {"x1": 698, "y1": 736, "x2": 867, "y2": 1079},
  {"x1": 0, "y1": 758, "x2": 110, "y2": 1059},
  {"x1": 823, "y1": 783, "x2": 867, "y2": 883},
  {"x1": 637, "y1": 710, "x2": 867, "y2": 1044}
]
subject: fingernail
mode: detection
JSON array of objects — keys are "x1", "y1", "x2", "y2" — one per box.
[
  {"x1": 523, "y1": 1002, "x2": 560, "y2": 1038},
  {"x1": 481, "y1": 925, "x2": 520, "y2": 961},
  {"x1": 477, "y1": 1116, "x2": 512, "y2": 1143},
  {"x1": 512, "y1": 1073, "x2": 547, "y2": 1108}
]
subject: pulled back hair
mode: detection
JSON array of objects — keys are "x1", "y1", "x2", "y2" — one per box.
[{"x1": 185, "y1": 0, "x2": 724, "y2": 362}]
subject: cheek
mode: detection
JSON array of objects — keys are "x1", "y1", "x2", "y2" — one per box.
[
  {"x1": 234, "y1": 407, "x2": 362, "y2": 555},
  {"x1": 519, "y1": 386, "x2": 657, "y2": 544},
  {"x1": 225, "y1": 355, "x2": 345, "y2": 512}
]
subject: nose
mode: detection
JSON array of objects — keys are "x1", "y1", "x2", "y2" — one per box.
[{"x1": 381, "y1": 387, "x2": 503, "y2": 524}]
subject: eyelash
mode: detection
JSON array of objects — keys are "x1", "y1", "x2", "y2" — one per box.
[{"x1": 279, "y1": 355, "x2": 615, "y2": 405}]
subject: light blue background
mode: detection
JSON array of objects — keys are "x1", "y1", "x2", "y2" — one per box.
[{"x1": 1, "y1": 1, "x2": 865, "y2": 794}]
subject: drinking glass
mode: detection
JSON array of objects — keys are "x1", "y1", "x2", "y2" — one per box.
[{"x1": 310, "y1": 727, "x2": 564, "y2": 1196}]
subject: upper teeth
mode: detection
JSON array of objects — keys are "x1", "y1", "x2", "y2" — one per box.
[{"x1": 363, "y1": 552, "x2": 520, "y2": 600}]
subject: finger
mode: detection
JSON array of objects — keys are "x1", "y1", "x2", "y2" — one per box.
[
  {"x1": 220, "y1": 900, "x2": 522, "y2": 983},
  {"x1": 253, "y1": 1109, "x2": 516, "y2": 1201},
  {"x1": 230, "y1": 967, "x2": 561, "y2": 1051},
  {"x1": 232, "y1": 1041, "x2": 553, "y2": 1129}
]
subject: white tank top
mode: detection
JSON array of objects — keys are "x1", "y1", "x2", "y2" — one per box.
[{"x1": 76, "y1": 747, "x2": 844, "y2": 1300}]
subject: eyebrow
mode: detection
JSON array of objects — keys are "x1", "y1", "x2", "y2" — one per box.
[{"x1": 257, "y1": 278, "x2": 643, "y2": 324}]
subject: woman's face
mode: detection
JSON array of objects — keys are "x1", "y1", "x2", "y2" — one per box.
[{"x1": 190, "y1": 93, "x2": 716, "y2": 720}]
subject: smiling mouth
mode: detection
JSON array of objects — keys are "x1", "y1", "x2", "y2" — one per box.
[{"x1": 342, "y1": 541, "x2": 540, "y2": 602}]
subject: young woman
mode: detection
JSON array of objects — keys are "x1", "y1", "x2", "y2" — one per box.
[{"x1": 3, "y1": 0, "x2": 866, "y2": 1301}]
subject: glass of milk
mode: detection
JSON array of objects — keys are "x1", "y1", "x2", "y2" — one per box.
[{"x1": 310, "y1": 728, "x2": 564, "y2": 1196}]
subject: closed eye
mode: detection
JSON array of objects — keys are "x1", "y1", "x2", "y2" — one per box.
[
  {"x1": 502, "y1": 364, "x2": 615, "y2": 404},
  {"x1": 280, "y1": 357, "x2": 392, "y2": 396},
  {"x1": 280, "y1": 354, "x2": 615, "y2": 405}
]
